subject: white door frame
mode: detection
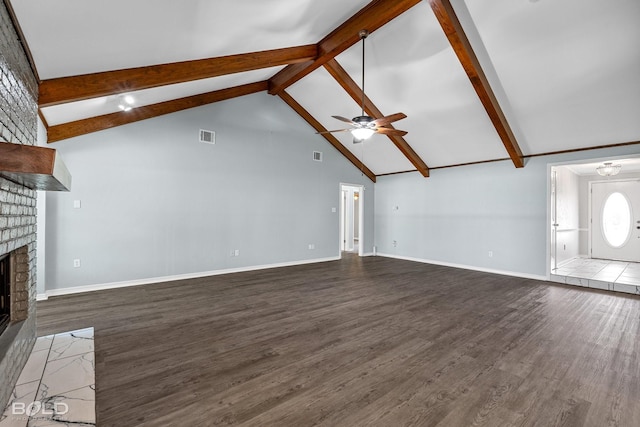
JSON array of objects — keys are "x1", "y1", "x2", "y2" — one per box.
[
  {"x1": 339, "y1": 183, "x2": 364, "y2": 257},
  {"x1": 550, "y1": 168, "x2": 558, "y2": 272}
]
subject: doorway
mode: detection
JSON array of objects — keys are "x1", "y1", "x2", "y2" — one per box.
[
  {"x1": 548, "y1": 157, "x2": 640, "y2": 294},
  {"x1": 340, "y1": 184, "x2": 364, "y2": 256}
]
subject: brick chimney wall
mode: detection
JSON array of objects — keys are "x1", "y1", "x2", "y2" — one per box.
[{"x1": 0, "y1": 0, "x2": 40, "y2": 411}]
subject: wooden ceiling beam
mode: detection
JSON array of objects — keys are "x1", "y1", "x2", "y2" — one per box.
[
  {"x1": 324, "y1": 59, "x2": 429, "y2": 177},
  {"x1": 277, "y1": 90, "x2": 376, "y2": 183},
  {"x1": 39, "y1": 45, "x2": 316, "y2": 107},
  {"x1": 268, "y1": 0, "x2": 421, "y2": 95},
  {"x1": 47, "y1": 81, "x2": 268, "y2": 143},
  {"x1": 427, "y1": 0, "x2": 524, "y2": 168}
]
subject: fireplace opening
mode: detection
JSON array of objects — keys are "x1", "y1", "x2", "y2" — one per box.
[
  {"x1": 0, "y1": 246, "x2": 29, "y2": 337},
  {"x1": 0, "y1": 253, "x2": 9, "y2": 335}
]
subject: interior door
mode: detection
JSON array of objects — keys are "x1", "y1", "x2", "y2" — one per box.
[{"x1": 591, "y1": 180, "x2": 640, "y2": 262}]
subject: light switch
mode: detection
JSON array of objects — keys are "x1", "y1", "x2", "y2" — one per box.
[{"x1": 73, "y1": 200, "x2": 81, "y2": 209}]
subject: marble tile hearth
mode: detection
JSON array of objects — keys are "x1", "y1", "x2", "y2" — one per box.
[{"x1": 0, "y1": 328, "x2": 95, "y2": 427}]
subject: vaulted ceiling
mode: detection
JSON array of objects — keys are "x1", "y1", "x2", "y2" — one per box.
[{"x1": 7, "y1": 0, "x2": 640, "y2": 182}]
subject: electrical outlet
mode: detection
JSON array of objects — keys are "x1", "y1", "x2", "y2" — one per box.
[
  {"x1": 488, "y1": 251, "x2": 493, "y2": 258},
  {"x1": 308, "y1": 244, "x2": 315, "y2": 250},
  {"x1": 73, "y1": 259, "x2": 81, "y2": 268},
  {"x1": 393, "y1": 240, "x2": 397, "y2": 247},
  {"x1": 234, "y1": 249, "x2": 240, "y2": 257},
  {"x1": 73, "y1": 200, "x2": 81, "y2": 209}
]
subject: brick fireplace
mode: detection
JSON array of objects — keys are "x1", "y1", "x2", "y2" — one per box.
[{"x1": 0, "y1": 0, "x2": 40, "y2": 412}]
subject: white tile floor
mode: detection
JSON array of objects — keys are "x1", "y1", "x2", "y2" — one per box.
[
  {"x1": 0, "y1": 328, "x2": 95, "y2": 427},
  {"x1": 551, "y1": 258, "x2": 640, "y2": 295}
]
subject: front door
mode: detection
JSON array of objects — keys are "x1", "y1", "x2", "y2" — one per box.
[{"x1": 591, "y1": 180, "x2": 640, "y2": 262}]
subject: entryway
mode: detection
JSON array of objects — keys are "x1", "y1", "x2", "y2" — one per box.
[{"x1": 548, "y1": 157, "x2": 640, "y2": 295}]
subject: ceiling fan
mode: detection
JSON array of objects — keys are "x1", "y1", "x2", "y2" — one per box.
[{"x1": 318, "y1": 30, "x2": 408, "y2": 144}]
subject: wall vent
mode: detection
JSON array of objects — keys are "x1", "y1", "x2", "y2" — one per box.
[
  {"x1": 313, "y1": 151, "x2": 323, "y2": 162},
  {"x1": 199, "y1": 129, "x2": 215, "y2": 144}
]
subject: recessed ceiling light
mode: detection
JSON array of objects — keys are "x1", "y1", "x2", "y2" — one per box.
[{"x1": 118, "y1": 94, "x2": 135, "y2": 112}]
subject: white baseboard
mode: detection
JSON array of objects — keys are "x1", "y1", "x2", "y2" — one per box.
[
  {"x1": 377, "y1": 253, "x2": 547, "y2": 281},
  {"x1": 43, "y1": 256, "x2": 341, "y2": 298}
]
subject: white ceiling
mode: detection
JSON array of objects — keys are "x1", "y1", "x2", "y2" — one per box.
[
  {"x1": 466, "y1": 0, "x2": 640, "y2": 154},
  {"x1": 9, "y1": 0, "x2": 640, "y2": 176},
  {"x1": 13, "y1": 0, "x2": 370, "y2": 78}
]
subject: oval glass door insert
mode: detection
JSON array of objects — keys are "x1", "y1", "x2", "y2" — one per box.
[{"x1": 601, "y1": 192, "x2": 632, "y2": 248}]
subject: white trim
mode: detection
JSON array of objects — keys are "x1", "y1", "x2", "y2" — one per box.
[
  {"x1": 43, "y1": 256, "x2": 340, "y2": 298},
  {"x1": 339, "y1": 182, "x2": 365, "y2": 257},
  {"x1": 377, "y1": 253, "x2": 547, "y2": 281},
  {"x1": 357, "y1": 185, "x2": 364, "y2": 257},
  {"x1": 36, "y1": 293, "x2": 48, "y2": 301},
  {"x1": 547, "y1": 166, "x2": 554, "y2": 278},
  {"x1": 588, "y1": 179, "x2": 593, "y2": 258}
]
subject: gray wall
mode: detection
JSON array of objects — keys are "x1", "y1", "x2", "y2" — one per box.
[
  {"x1": 45, "y1": 92, "x2": 374, "y2": 291},
  {"x1": 375, "y1": 146, "x2": 640, "y2": 278},
  {"x1": 36, "y1": 118, "x2": 47, "y2": 296}
]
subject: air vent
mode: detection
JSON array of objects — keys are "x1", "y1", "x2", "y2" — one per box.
[
  {"x1": 199, "y1": 129, "x2": 215, "y2": 144},
  {"x1": 313, "y1": 151, "x2": 323, "y2": 162}
]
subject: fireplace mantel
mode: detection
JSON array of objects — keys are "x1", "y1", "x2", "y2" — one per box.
[{"x1": 0, "y1": 141, "x2": 71, "y2": 191}]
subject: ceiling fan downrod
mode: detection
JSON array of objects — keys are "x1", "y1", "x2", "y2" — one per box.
[{"x1": 359, "y1": 29, "x2": 369, "y2": 118}]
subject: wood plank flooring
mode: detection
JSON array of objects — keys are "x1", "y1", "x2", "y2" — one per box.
[{"x1": 37, "y1": 254, "x2": 640, "y2": 426}]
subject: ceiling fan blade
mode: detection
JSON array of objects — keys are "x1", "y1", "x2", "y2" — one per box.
[
  {"x1": 372, "y1": 112, "x2": 407, "y2": 127},
  {"x1": 332, "y1": 115, "x2": 356, "y2": 124},
  {"x1": 375, "y1": 127, "x2": 408, "y2": 137},
  {"x1": 316, "y1": 129, "x2": 351, "y2": 134}
]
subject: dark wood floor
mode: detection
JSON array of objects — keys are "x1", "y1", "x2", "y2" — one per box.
[{"x1": 37, "y1": 254, "x2": 640, "y2": 427}]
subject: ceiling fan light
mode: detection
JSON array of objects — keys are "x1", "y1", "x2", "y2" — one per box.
[{"x1": 351, "y1": 128, "x2": 375, "y2": 140}]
